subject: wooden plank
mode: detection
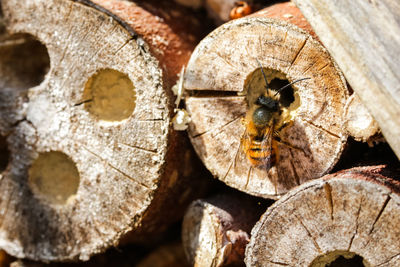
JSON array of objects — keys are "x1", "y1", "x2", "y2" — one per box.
[{"x1": 292, "y1": 0, "x2": 400, "y2": 159}]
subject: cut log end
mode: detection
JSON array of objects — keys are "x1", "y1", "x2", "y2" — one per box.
[
  {"x1": 184, "y1": 12, "x2": 348, "y2": 198},
  {"x1": 182, "y1": 193, "x2": 265, "y2": 266},
  {"x1": 345, "y1": 93, "x2": 381, "y2": 144},
  {"x1": 245, "y1": 166, "x2": 400, "y2": 267},
  {"x1": 0, "y1": 0, "x2": 206, "y2": 262}
]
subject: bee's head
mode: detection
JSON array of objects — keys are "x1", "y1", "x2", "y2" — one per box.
[
  {"x1": 252, "y1": 95, "x2": 278, "y2": 127},
  {"x1": 256, "y1": 95, "x2": 279, "y2": 111}
]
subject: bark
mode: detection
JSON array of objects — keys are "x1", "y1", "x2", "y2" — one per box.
[
  {"x1": 0, "y1": 0, "x2": 208, "y2": 262},
  {"x1": 245, "y1": 165, "x2": 400, "y2": 267},
  {"x1": 184, "y1": 3, "x2": 349, "y2": 198}
]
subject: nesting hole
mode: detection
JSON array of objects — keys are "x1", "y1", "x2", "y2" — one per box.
[
  {"x1": 28, "y1": 151, "x2": 80, "y2": 205},
  {"x1": 83, "y1": 69, "x2": 136, "y2": 122},
  {"x1": 243, "y1": 67, "x2": 298, "y2": 109},
  {"x1": 0, "y1": 135, "x2": 10, "y2": 172},
  {"x1": 0, "y1": 33, "x2": 50, "y2": 91},
  {"x1": 310, "y1": 251, "x2": 369, "y2": 267}
]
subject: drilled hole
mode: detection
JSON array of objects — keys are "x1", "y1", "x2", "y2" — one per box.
[
  {"x1": 310, "y1": 251, "x2": 369, "y2": 267},
  {"x1": 244, "y1": 68, "x2": 298, "y2": 108},
  {"x1": 28, "y1": 151, "x2": 80, "y2": 205},
  {"x1": 0, "y1": 33, "x2": 50, "y2": 91},
  {"x1": 83, "y1": 68, "x2": 136, "y2": 122},
  {"x1": 243, "y1": 67, "x2": 301, "y2": 129},
  {"x1": 0, "y1": 135, "x2": 10, "y2": 172}
]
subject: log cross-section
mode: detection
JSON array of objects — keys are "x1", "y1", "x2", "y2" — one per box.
[
  {"x1": 184, "y1": 8, "x2": 349, "y2": 198},
  {"x1": 293, "y1": 0, "x2": 400, "y2": 159},
  {"x1": 245, "y1": 166, "x2": 400, "y2": 267},
  {"x1": 0, "y1": 0, "x2": 207, "y2": 262}
]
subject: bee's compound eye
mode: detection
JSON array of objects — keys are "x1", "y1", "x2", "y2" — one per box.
[{"x1": 253, "y1": 107, "x2": 272, "y2": 126}]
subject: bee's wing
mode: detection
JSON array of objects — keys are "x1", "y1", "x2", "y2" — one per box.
[
  {"x1": 259, "y1": 121, "x2": 275, "y2": 170},
  {"x1": 234, "y1": 124, "x2": 250, "y2": 167}
]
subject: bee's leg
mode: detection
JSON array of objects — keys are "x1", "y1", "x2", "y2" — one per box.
[
  {"x1": 245, "y1": 165, "x2": 253, "y2": 189},
  {"x1": 233, "y1": 139, "x2": 242, "y2": 168},
  {"x1": 276, "y1": 120, "x2": 293, "y2": 132},
  {"x1": 223, "y1": 137, "x2": 243, "y2": 181}
]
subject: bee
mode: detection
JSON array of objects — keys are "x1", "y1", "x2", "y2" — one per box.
[{"x1": 240, "y1": 61, "x2": 309, "y2": 169}]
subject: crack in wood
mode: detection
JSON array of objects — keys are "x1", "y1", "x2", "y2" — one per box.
[
  {"x1": 186, "y1": 90, "x2": 243, "y2": 98},
  {"x1": 74, "y1": 99, "x2": 92, "y2": 106},
  {"x1": 348, "y1": 198, "x2": 363, "y2": 251},
  {"x1": 368, "y1": 195, "x2": 390, "y2": 236},
  {"x1": 296, "y1": 215, "x2": 322, "y2": 253},
  {"x1": 323, "y1": 182, "x2": 334, "y2": 220},
  {"x1": 113, "y1": 36, "x2": 134, "y2": 56},
  {"x1": 361, "y1": 194, "x2": 391, "y2": 250},
  {"x1": 300, "y1": 118, "x2": 340, "y2": 139},
  {"x1": 290, "y1": 37, "x2": 308, "y2": 66},
  {"x1": 136, "y1": 118, "x2": 164, "y2": 122},
  {"x1": 266, "y1": 259, "x2": 292, "y2": 266},
  {"x1": 119, "y1": 142, "x2": 158, "y2": 154},
  {"x1": 192, "y1": 115, "x2": 242, "y2": 138},
  {"x1": 81, "y1": 145, "x2": 150, "y2": 189},
  {"x1": 377, "y1": 252, "x2": 400, "y2": 266},
  {"x1": 317, "y1": 63, "x2": 330, "y2": 72}
]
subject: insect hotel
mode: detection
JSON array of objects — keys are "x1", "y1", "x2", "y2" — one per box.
[{"x1": 0, "y1": 0, "x2": 399, "y2": 266}]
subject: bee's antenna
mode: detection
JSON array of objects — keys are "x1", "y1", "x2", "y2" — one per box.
[
  {"x1": 256, "y1": 59, "x2": 269, "y2": 92},
  {"x1": 273, "y1": 77, "x2": 311, "y2": 96}
]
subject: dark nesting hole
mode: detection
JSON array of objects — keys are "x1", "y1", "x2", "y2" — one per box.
[
  {"x1": 268, "y1": 78, "x2": 295, "y2": 107},
  {"x1": 0, "y1": 135, "x2": 9, "y2": 172},
  {"x1": 327, "y1": 255, "x2": 365, "y2": 267},
  {"x1": 310, "y1": 251, "x2": 368, "y2": 267},
  {"x1": 0, "y1": 33, "x2": 50, "y2": 91}
]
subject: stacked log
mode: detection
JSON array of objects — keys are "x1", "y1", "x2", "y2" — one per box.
[
  {"x1": 245, "y1": 166, "x2": 400, "y2": 267},
  {"x1": 0, "y1": 0, "x2": 399, "y2": 266},
  {"x1": 0, "y1": 0, "x2": 209, "y2": 262},
  {"x1": 184, "y1": 2, "x2": 349, "y2": 198},
  {"x1": 182, "y1": 192, "x2": 267, "y2": 266}
]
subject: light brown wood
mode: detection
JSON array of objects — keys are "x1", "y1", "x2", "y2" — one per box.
[
  {"x1": 182, "y1": 193, "x2": 265, "y2": 267},
  {"x1": 0, "y1": 0, "x2": 207, "y2": 262},
  {"x1": 184, "y1": 6, "x2": 349, "y2": 198},
  {"x1": 245, "y1": 165, "x2": 400, "y2": 267},
  {"x1": 344, "y1": 93, "x2": 381, "y2": 144},
  {"x1": 292, "y1": 0, "x2": 400, "y2": 159}
]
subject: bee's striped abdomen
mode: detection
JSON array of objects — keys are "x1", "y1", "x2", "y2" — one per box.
[{"x1": 246, "y1": 139, "x2": 275, "y2": 168}]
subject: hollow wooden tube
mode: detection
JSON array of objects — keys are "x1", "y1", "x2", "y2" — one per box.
[
  {"x1": 182, "y1": 193, "x2": 265, "y2": 267},
  {"x1": 184, "y1": 3, "x2": 349, "y2": 198},
  {"x1": 245, "y1": 165, "x2": 400, "y2": 267},
  {"x1": 0, "y1": 0, "x2": 207, "y2": 262}
]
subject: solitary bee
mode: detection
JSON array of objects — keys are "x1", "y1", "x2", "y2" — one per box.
[{"x1": 240, "y1": 61, "x2": 309, "y2": 169}]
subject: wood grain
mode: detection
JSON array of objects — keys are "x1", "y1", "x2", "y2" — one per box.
[
  {"x1": 293, "y1": 0, "x2": 400, "y2": 159},
  {"x1": 0, "y1": 0, "x2": 207, "y2": 261},
  {"x1": 184, "y1": 6, "x2": 349, "y2": 198},
  {"x1": 245, "y1": 165, "x2": 400, "y2": 267}
]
